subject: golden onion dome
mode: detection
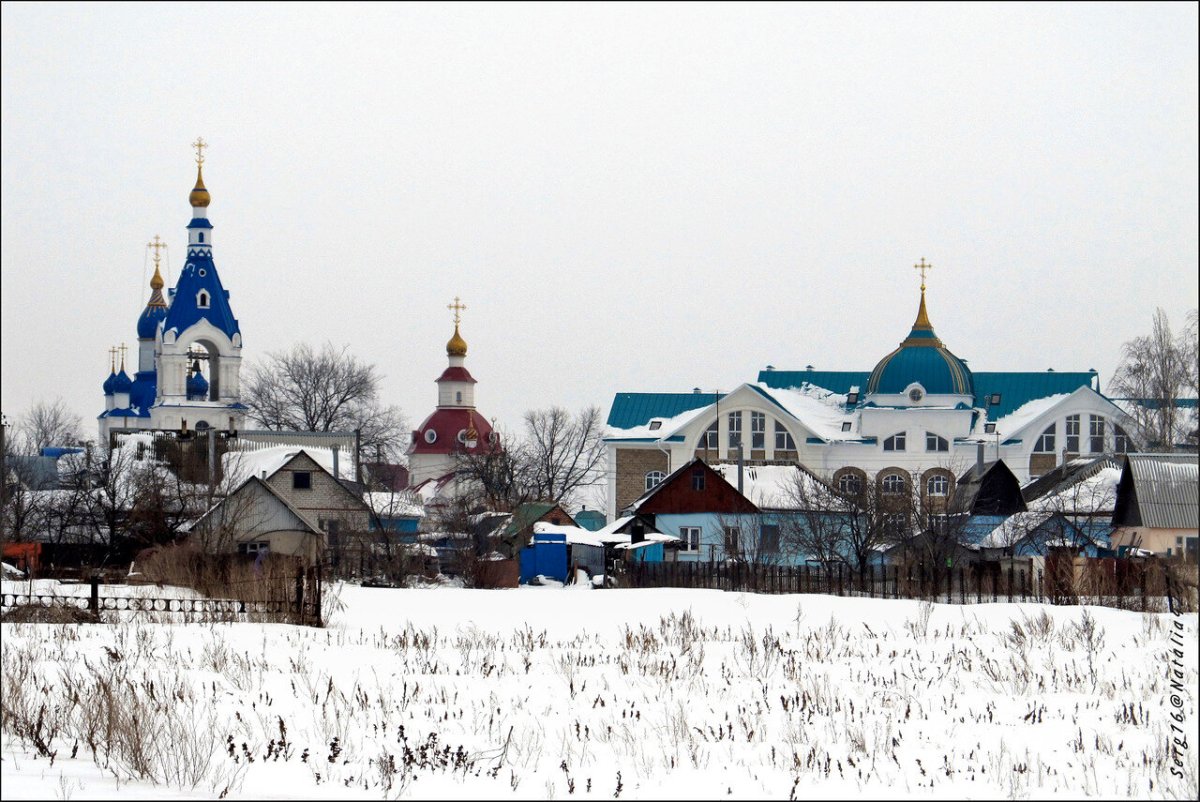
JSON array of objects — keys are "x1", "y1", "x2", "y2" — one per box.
[
  {"x1": 149, "y1": 264, "x2": 164, "y2": 291},
  {"x1": 446, "y1": 323, "x2": 468, "y2": 357},
  {"x1": 189, "y1": 165, "x2": 211, "y2": 208}
]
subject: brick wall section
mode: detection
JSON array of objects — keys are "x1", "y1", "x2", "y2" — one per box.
[
  {"x1": 266, "y1": 452, "x2": 371, "y2": 532},
  {"x1": 615, "y1": 449, "x2": 669, "y2": 513},
  {"x1": 1028, "y1": 453, "x2": 1057, "y2": 478}
]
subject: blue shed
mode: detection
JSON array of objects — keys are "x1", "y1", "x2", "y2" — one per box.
[{"x1": 519, "y1": 531, "x2": 568, "y2": 584}]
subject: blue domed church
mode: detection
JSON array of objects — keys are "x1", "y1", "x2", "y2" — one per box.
[
  {"x1": 604, "y1": 259, "x2": 1135, "y2": 521},
  {"x1": 98, "y1": 140, "x2": 247, "y2": 441}
]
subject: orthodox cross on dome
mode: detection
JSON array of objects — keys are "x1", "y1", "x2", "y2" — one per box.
[
  {"x1": 192, "y1": 137, "x2": 208, "y2": 166},
  {"x1": 147, "y1": 235, "x2": 165, "y2": 266},
  {"x1": 119, "y1": 342, "x2": 128, "y2": 371},
  {"x1": 913, "y1": 257, "x2": 932, "y2": 291},
  {"x1": 447, "y1": 296, "x2": 467, "y2": 325},
  {"x1": 108, "y1": 346, "x2": 117, "y2": 372}
]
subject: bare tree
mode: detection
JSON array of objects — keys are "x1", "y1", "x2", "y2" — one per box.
[
  {"x1": 16, "y1": 398, "x2": 84, "y2": 454},
  {"x1": 777, "y1": 469, "x2": 897, "y2": 574},
  {"x1": 451, "y1": 429, "x2": 528, "y2": 512},
  {"x1": 1110, "y1": 308, "x2": 1198, "y2": 450},
  {"x1": 243, "y1": 341, "x2": 408, "y2": 460},
  {"x1": 519, "y1": 406, "x2": 606, "y2": 504}
]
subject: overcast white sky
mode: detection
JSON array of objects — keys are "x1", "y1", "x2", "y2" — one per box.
[{"x1": 2, "y1": 2, "x2": 1197, "y2": 443}]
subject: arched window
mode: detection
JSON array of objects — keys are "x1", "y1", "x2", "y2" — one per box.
[
  {"x1": 197, "y1": 291, "x2": 210, "y2": 308},
  {"x1": 700, "y1": 420, "x2": 719, "y2": 450},
  {"x1": 881, "y1": 473, "x2": 906, "y2": 495},
  {"x1": 927, "y1": 475, "x2": 949, "y2": 496},
  {"x1": 1088, "y1": 415, "x2": 1106, "y2": 452},
  {"x1": 198, "y1": 232, "x2": 205, "y2": 243},
  {"x1": 838, "y1": 473, "x2": 862, "y2": 495},
  {"x1": 925, "y1": 433, "x2": 949, "y2": 452},
  {"x1": 1034, "y1": 423, "x2": 1056, "y2": 453},
  {"x1": 645, "y1": 471, "x2": 665, "y2": 491},
  {"x1": 774, "y1": 421, "x2": 796, "y2": 451},
  {"x1": 883, "y1": 433, "x2": 906, "y2": 452}
]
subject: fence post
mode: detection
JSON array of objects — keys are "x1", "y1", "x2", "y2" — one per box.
[
  {"x1": 958, "y1": 566, "x2": 965, "y2": 605},
  {"x1": 1037, "y1": 568, "x2": 1043, "y2": 603},
  {"x1": 315, "y1": 563, "x2": 323, "y2": 627},
  {"x1": 1139, "y1": 564, "x2": 1147, "y2": 612},
  {"x1": 1019, "y1": 569, "x2": 1026, "y2": 602},
  {"x1": 1007, "y1": 564, "x2": 1014, "y2": 604},
  {"x1": 89, "y1": 575, "x2": 99, "y2": 616},
  {"x1": 837, "y1": 564, "x2": 844, "y2": 597},
  {"x1": 946, "y1": 566, "x2": 952, "y2": 604}
]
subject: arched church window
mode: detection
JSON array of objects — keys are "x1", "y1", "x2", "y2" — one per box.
[
  {"x1": 883, "y1": 433, "x2": 906, "y2": 452},
  {"x1": 1034, "y1": 423, "x2": 1056, "y2": 453},
  {"x1": 645, "y1": 471, "x2": 665, "y2": 491},
  {"x1": 881, "y1": 473, "x2": 906, "y2": 495},
  {"x1": 927, "y1": 475, "x2": 949, "y2": 496},
  {"x1": 198, "y1": 291, "x2": 210, "y2": 308},
  {"x1": 198, "y1": 232, "x2": 205, "y2": 243},
  {"x1": 925, "y1": 433, "x2": 949, "y2": 452}
]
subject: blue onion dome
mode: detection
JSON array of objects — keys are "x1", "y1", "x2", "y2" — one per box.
[
  {"x1": 187, "y1": 363, "x2": 209, "y2": 400},
  {"x1": 138, "y1": 264, "x2": 169, "y2": 339},
  {"x1": 112, "y1": 369, "x2": 133, "y2": 395},
  {"x1": 102, "y1": 371, "x2": 118, "y2": 396},
  {"x1": 867, "y1": 288, "x2": 974, "y2": 396}
]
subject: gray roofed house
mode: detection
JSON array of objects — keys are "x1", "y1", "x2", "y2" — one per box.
[{"x1": 1111, "y1": 453, "x2": 1199, "y2": 561}]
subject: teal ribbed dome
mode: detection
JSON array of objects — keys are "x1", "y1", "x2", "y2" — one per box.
[{"x1": 867, "y1": 290, "x2": 974, "y2": 397}]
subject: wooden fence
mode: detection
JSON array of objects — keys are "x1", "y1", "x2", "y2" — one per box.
[{"x1": 623, "y1": 559, "x2": 1179, "y2": 611}]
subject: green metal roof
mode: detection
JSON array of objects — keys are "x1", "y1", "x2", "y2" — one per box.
[
  {"x1": 757, "y1": 370, "x2": 870, "y2": 394},
  {"x1": 972, "y1": 372, "x2": 1096, "y2": 419},
  {"x1": 606, "y1": 392, "x2": 724, "y2": 429}
]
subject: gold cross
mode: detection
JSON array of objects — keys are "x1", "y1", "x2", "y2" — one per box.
[
  {"x1": 119, "y1": 343, "x2": 128, "y2": 371},
  {"x1": 108, "y1": 346, "x2": 117, "y2": 372},
  {"x1": 147, "y1": 235, "x2": 166, "y2": 266},
  {"x1": 447, "y1": 296, "x2": 467, "y2": 325},
  {"x1": 192, "y1": 137, "x2": 208, "y2": 166},
  {"x1": 914, "y1": 257, "x2": 932, "y2": 291}
]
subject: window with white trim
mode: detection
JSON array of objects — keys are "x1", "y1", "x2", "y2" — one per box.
[
  {"x1": 774, "y1": 421, "x2": 796, "y2": 451},
  {"x1": 925, "y1": 433, "x2": 949, "y2": 452},
  {"x1": 197, "y1": 291, "x2": 210, "y2": 308},
  {"x1": 927, "y1": 475, "x2": 949, "y2": 496},
  {"x1": 1065, "y1": 414, "x2": 1080, "y2": 452},
  {"x1": 645, "y1": 470, "x2": 665, "y2": 491},
  {"x1": 883, "y1": 433, "x2": 906, "y2": 451},
  {"x1": 679, "y1": 526, "x2": 701, "y2": 552},
  {"x1": 1034, "y1": 423, "x2": 1056, "y2": 453},
  {"x1": 750, "y1": 411, "x2": 765, "y2": 449},
  {"x1": 838, "y1": 473, "x2": 862, "y2": 495},
  {"x1": 700, "y1": 420, "x2": 719, "y2": 450},
  {"x1": 727, "y1": 412, "x2": 742, "y2": 448},
  {"x1": 237, "y1": 541, "x2": 270, "y2": 555},
  {"x1": 882, "y1": 473, "x2": 906, "y2": 495},
  {"x1": 1089, "y1": 415, "x2": 1106, "y2": 453}
]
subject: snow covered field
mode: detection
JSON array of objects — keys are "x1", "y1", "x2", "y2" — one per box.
[{"x1": 2, "y1": 583, "x2": 1197, "y2": 800}]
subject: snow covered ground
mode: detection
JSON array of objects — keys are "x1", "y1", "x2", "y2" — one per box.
[{"x1": 2, "y1": 583, "x2": 1197, "y2": 799}]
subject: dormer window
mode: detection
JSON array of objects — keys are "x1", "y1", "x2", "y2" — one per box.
[
  {"x1": 648, "y1": 420, "x2": 662, "y2": 431},
  {"x1": 197, "y1": 290, "x2": 210, "y2": 308}
]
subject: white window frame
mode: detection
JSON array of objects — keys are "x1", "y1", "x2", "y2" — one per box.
[
  {"x1": 882, "y1": 473, "x2": 906, "y2": 495},
  {"x1": 927, "y1": 475, "x2": 949, "y2": 496},
  {"x1": 884, "y1": 433, "x2": 906, "y2": 452},
  {"x1": 774, "y1": 421, "x2": 796, "y2": 451},
  {"x1": 1065, "y1": 414, "x2": 1080, "y2": 452},
  {"x1": 750, "y1": 411, "x2": 766, "y2": 450},
  {"x1": 727, "y1": 411, "x2": 742, "y2": 448},
  {"x1": 1088, "y1": 415, "x2": 1106, "y2": 453},
  {"x1": 838, "y1": 473, "x2": 863, "y2": 495},
  {"x1": 645, "y1": 470, "x2": 665, "y2": 491},
  {"x1": 925, "y1": 433, "x2": 948, "y2": 452},
  {"x1": 679, "y1": 526, "x2": 701, "y2": 553},
  {"x1": 1034, "y1": 423, "x2": 1056, "y2": 453}
]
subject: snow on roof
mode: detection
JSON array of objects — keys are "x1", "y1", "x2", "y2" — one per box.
[
  {"x1": 978, "y1": 511, "x2": 1058, "y2": 548},
  {"x1": 223, "y1": 444, "x2": 356, "y2": 486},
  {"x1": 983, "y1": 393, "x2": 1069, "y2": 439},
  {"x1": 605, "y1": 403, "x2": 714, "y2": 440},
  {"x1": 754, "y1": 383, "x2": 859, "y2": 442},
  {"x1": 365, "y1": 491, "x2": 425, "y2": 518},
  {"x1": 533, "y1": 521, "x2": 604, "y2": 548},
  {"x1": 1029, "y1": 466, "x2": 1121, "y2": 514},
  {"x1": 711, "y1": 463, "x2": 827, "y2": 509}
]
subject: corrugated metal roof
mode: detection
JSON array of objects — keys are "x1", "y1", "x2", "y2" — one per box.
[
  {"x1": 757, "y1": 370, "x2": 870, "y2": 395},
  {"x1": 606, "y1": 392, "x2": 724, "y2": 429},
  {"x1": 1123, "y1": 454, "x2": 1199, "y2": 529}
]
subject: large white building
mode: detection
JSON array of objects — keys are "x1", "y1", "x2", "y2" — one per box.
[
  {"x1": 98, "y1": 141, "x2": 247, "y2": 440},
  {"x1": 604, "y1": 269, "x2": 1135, "y2": 521}
]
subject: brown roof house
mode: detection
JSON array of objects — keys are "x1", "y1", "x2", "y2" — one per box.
[{"x1": 190, "y1": 450, "x2": 371, "y2": 564}]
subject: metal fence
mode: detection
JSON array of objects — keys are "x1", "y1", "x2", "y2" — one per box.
[
  {"x1": 1, "y1": 568, "x2": 324, "y2": 626},
  {"x1": 622, "y1": 559, "x2": 1183, "y2": 611}
]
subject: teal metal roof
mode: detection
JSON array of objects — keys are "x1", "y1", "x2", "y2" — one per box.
[
  {"x1": 973, "y1": 372, "x2": 1096, "y2": 419},
  {"x1": 606, "y1": 392, "x2": 723, "y2": 429},
  {"x1": 757, "y1": 371, "x2": 870, "y2": 394},
  {"x1": 867, "y1": 344, "x2": 974, "y2": 395}
]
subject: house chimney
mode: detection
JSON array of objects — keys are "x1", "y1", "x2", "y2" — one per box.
[
  {"x1": 332, "y1": 445, "x2": 340, "y2": 480},
  {"x1": 976, "y1": 442, "x2": 985, "y2": 475}
]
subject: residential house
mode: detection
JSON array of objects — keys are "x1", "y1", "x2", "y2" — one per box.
[{"x1": 1111, "y1": 453, "x2": 1199, "y2": 560}]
